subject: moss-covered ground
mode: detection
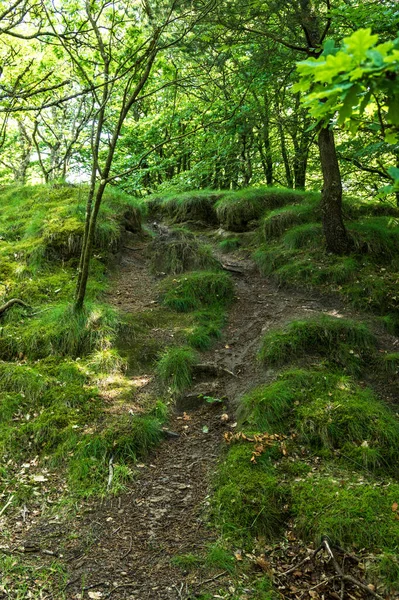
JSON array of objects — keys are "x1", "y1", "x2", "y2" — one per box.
[
  {"x1": 2, "y1": 184, "x2": 399, "y2": 598},
  {"x1": 146, "y1": 186, "x2": 399, "y2": 597}
]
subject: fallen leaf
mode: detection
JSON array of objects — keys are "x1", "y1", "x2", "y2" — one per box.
[
  {"x1": 202, "y1": 425, "x2": 209, "y2": 434},
  {"x1": 392, "y1": 502, "x2": 398, "y2": 512},
  {"x1": 88, "y1": 593, "x2": 103, "y2": 599}
]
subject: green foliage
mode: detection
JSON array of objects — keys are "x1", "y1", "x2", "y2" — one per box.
[
  {"x1": 215, "y1": 188, "x2": 318, "y2": 232},
  {"x1": 296, "y1": 29, "x2": 399, "y2": 189},
  {"x1": 291, "y1": 474, "x2": 399, "y2": 552},
  {"x1": 160, "y1": 271, "x2": 234, "y2": 312},
  {"x1": 171, "y1": 553, "x2": 202, "y2": 569},
  {"x1": 0, "y1": 554, "x2": 67, "y2": 600},
  {"x1": 212, "y1": 444, "x2": 285, "y2": 543},
  {"x1": 156, "y1": 346, "x2": 197, "y2": 392},
  {"x1": 258, "y1": 316, "x2": 376, "y2": 374},
  {"x1": 150, "y1": 228, "x2": 219, "y2": 274},
  {"x1": 186, "y1": 309, "x2": 225, "y2": 350},
  {"x1": 350, "y1": 217, "x2": 399, "y2": 261}
]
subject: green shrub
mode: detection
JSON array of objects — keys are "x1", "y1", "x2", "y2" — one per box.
[
  {"x1": 160, "y1": 271, "x2": 234, "y2": 312},
  {"x1": 156, "y1": 346, "x2": 197, "y2": 392},
  {"x1": 258, "y1": 315, "x2": 376, "y2": 374}
]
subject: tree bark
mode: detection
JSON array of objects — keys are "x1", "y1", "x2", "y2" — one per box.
[
  {"x1": 318, "y1": 127, "x2": 350, "y2": 254},
  {"x1": 0, "y1": 298, "x2": 30, "y2": 317}
]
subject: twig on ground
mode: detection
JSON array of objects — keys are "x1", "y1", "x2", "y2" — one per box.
[
  {"x1": 0, "y1": 494, "x2": 14, "y2": 518},
  {"x1": 107, "y1": 456, "x2": 114, "y2": 492},
  {"x1": 120, "y1": 535, "x2": 133, "y2": 560},
  {"x1": 105, "y1": 583, "x2": 137, "y2": 598},
  {"x1": 196, "y1": 571, "x2": 228, "y2": 586}
]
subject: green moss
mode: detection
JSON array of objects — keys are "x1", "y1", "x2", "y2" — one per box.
[
  {"x1": 156, "y1": 346, "x2": 197, "y2": 392},
  {"x1": 262, "y1": 201, "x2": 319, "y2": 241},
  {"x1": 216, "y1": 187, "x2": 319, "y2": 232},
  {"x1": 160, "y1": 271, "x2": 234, "y2": 312},
  {"x1": 212, "y1": 444, "x2": 285, "y2": 543},
  {"x1": 258, "y1": 315, "x2": 376, "y2": 374},
  {"x1": 291, "y1": 474, "x2": 399, "y2": 552},
  {"x1": 239, "y1": 369, "x2": 399, "y2": 475},
  {"x1": 282, "y1": 223, "x2": 323, "y2": 250}
]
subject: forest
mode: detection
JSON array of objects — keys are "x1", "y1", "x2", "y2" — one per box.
[{"x1": 0, "y1": 0, "x2": 399, "y2": 598}]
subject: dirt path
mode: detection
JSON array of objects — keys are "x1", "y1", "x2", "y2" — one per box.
[{"x1": 26, "y1": 232, "x2": 399, "y2": 598}]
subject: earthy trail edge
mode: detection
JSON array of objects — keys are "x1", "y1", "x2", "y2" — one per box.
[{"x1": 20, "y1": 231, "x2": 399, "y2": 599}]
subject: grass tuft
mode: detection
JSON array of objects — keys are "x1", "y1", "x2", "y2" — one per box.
[
  {"x1": 215, "y1": 187, "x2": 319, "y2": 232},
  {"x1": 156, "y1": 346, "x2": 197, "y2": 393},
  {"x1": 160, "y1": 271, "x2": 234, "y2": 312},
  {"x1": 258, "y1": 315, "x2": 376, "y2": 374},
  {"x1": 150, "y1": 228, "x2": 219, "y2": 275}
]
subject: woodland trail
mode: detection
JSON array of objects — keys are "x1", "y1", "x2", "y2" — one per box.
[{"x1": 24, "y1": 229, "x2": 398, "y2": 599}]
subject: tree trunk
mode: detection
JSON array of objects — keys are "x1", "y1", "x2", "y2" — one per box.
[
  {"x1": 318, "y1": 127, "x2": 350, "y2": 254},
  {"x1": 278, "y1": 118, "x2": 293, "y2": 188}
]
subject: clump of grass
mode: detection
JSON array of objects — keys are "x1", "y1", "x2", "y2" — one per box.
[
  {"x1": 239, "y1": 368, "x2": 399, "y2": 475},
  {"x1": 160, "y1": 271, "x2": 234, "y2": 312},
  {"x1": 281, "y1": 223, "x2": 323, "y2": 250},
  {"x1": 258, "y1": 315, "x2": 376, "y2": 374},
  {"x1": 349, "y1": 217, "x2": 399, "y2": 262},
  {"x1": 219, "y1": 238, "x2": 241, "y2": 253},
  {"x1": 186, "y1": 309, "x2": 225, "y2": 350},
  {"x1": 156, "y1": 346, "x2": 197, "y2": 392},
  {"x1": 148, "y1": 189, "x2": 224, "y2": 224},
  {"x1": 205, "y1": 543, "x2": 235, "y2": 573},
  {"x1": 291, "y1": 474, "x2": 399, "y2": 552},
  {"x1": 212, "y1": 444, "x2": 285, "y2": 543},
  {"x1": 262, "y1": 200, "x2": 320, "y2": 241},
  {"x1": 150, "y1": 228, "x2": 219, "y2": 274},
  {"x1": 215, "y1": 187, "x2": 319, "y2": 232},
  {"x1": 0, "y1": 302, "x2": 120, "y2": 360},
  {"x1": 67, "y1": 413, "x2": 165, "y2": 497},
  {"x1": 383, "y1": 352, "x2": 399, "y2": 374},
  {"x1": 171, "y1": 553, "x2": 203, "y2": 569}
]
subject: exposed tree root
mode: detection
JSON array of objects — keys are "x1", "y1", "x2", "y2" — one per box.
[{"x1": 0, "y1": 298, "x2": 30, "y2": 318}]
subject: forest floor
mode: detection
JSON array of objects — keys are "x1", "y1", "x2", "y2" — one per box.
[{"x1": 11, "y1": 229, "x2": 398, "y2": 600}]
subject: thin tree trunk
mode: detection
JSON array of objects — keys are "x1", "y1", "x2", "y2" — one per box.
[
  {"x1": 278, "y1": 119, "x2": 293, "y2": 188},
  {"x1": 318, "y1": 127, "x2": 350, "y2": 254}
]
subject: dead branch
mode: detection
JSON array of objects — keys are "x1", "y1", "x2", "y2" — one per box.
[{"x1": 0, "y1": 298, "x2": 30, "y2": 317}]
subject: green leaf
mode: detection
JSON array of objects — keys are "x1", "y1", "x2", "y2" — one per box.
[{"x1": 343, "y1": 28, "x2": 379, "y2": 61}]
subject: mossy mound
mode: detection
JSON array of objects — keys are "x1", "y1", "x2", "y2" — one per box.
[
  {"x1": 160, "y1": 271, "x2": 234, "y2": 312},
  {"x1": 0, "y1": 184, "x2": 142, "y2": 264},
  {"x1": 212, "y1": 444, "x2": 286, "y2": 542},
  {"x1": 215, "y1": 188, "x2": 319, "y2": 232},
  {"x1": 149, "y1": 228, "x2": 219, "y2": 274},
  {"x1": 156, "y1": 346, "x2": 197, "y2": 392},
  {"x1": 262, "y1": 199, "x2": 320, "y2": 241},
  {"x1": 147, "y1": 189, "x2": 224, "y2": 224},
  {"x1": 239, "y1": 368, "x2": 399, "y2": 475},
  {"x1": 291, "y1": 474, "x2": 399, "y2": 552},
  {"x1": 258, "y1": 315, "x2": 376, "y2": 374}
]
